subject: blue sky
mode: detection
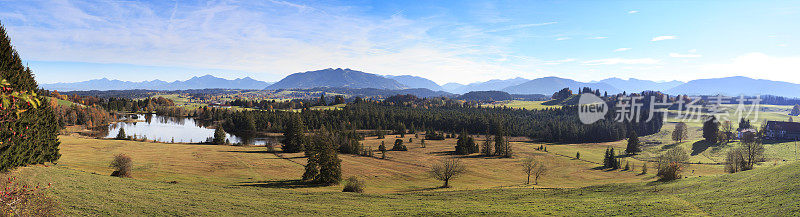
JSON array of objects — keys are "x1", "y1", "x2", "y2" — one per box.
[{"x1": 0, "y1": 0, "x2": 798, "y2": 85}]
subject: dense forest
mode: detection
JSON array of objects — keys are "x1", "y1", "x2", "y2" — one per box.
[{"x1": 193, "y1": 92, "x2": 664, "y2": 144}]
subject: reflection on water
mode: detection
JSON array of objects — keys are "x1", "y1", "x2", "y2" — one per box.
[{"x1": 106, "y1": 114, "x2": 270, "y2": 145}]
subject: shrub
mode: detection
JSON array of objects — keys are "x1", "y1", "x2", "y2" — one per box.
[
  {"x1": 0, "y1": 174, "x2": 60, "y2": 217},
  {"x1": 342, "y1": 176, "x2": 365, "y2": 193},
  {"x1": 576, "y1": 152, "x2": 580, "y2": 159},
  {"x1": 392, "y1": 139, "x2": 407, "y2": 151},
  {"x1": 656, "y1": 147, "x2": 689, "y2": 181},
  {"x1": 110, "y1": 154, "x2": 133, "y2": 178}
]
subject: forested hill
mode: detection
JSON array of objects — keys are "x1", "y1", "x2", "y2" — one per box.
[
  {"x1": 456, "y1": 91, "x2": 548, "y2": 102},
  {"x1": 267, "y1": 68, "x2": 406, "y2": 90}
]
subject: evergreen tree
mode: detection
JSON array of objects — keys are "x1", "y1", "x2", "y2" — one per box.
[
  {"x1": 455, "y1": 129, "x2": 477, "y2": 155},
  {"x1": 703, "y1": 116, "x2": 720, "y2": 144},
  {"x1": 302, "y1": 127, "x2": 341, "y2": 185},
  {"x1": 282, "y1": 113, "x2": 307, "y2": 153},
  {"x1": 378, "y1": 141, "x2": 387, "y2": 159},
  {"x1": 493, "y1": 125, "x2": 512, "y2": 157},
  {"x1": 116, "y1": 128, "x2": 127, "y2": 140},
  {"x1": 626, "y1": 130, "x2": 641, "y2": 154},
  {"x1": 0, "y1": 22, "x2": 61, "y2": 171},
  {"x1": 392, "y1": 139, "x2": 407, "y2": 151},
  {"x1": 212, "y1": 127, "x2": 226, "y2": 145}
]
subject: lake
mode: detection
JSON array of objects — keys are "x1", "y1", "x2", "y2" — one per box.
[{"x1": 105, "y1": 114, "x2": 272, "y2": 145}]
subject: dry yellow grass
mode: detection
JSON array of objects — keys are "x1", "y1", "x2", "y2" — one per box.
[{"x1": 57, "y1": 134, "x2": 672, "y2": 194}]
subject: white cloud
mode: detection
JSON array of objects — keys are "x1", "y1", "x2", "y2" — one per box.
[
  {"x1": 556, "y1": 37, "x2": 570, "y2": 41},
  {"x1": 628, "y1": 10, "x2": 639, "y2": 14},
  {"x1": 614, "y1": 48, "x2": 631, "y2": 52},
  {"x1": 582, "y1": 58, "x2": 660, "y2": 65},
  {"x1": 542, "y1": 58, "x2": 576, "y2": 65},
  {"x1": 588, "y1": 36, "x2": 607, "y2": 39},
  {"x1": 701, "y1": 53, "x2": 800, "y2": 83},
  {"x1": 669, "y1": 53, "x2": 702, "y2": 58},
  {"x1": 2, "y1": 0, "x2": 532, "y2": 84},
  {"x1": 651, "y1": 36, "x2": 677, "y2": 41}
]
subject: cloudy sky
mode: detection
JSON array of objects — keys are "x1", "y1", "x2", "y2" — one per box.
[{"x1": 0, "y1": 0, "x2": 798, "y2": 85}]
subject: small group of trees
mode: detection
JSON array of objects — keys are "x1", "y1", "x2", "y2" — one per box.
[
  {"x1": 521, "y1": 157, "x2": 547, "y2": 185},
  {"x1": 454, "y1": 129, "x2": 478, "y2": 155},
  {"x1": 302, "y1": 127, "x2": 342, "y2": 185},
  {"x1": 725, "y1": 131, "x2": 765, "y2": 173},
  {"x1": 603, "y1": 147, "x2": 621, "y2": 169}
]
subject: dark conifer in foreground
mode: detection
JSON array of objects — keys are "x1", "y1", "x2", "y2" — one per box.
[{"x1": 0, "y1": 21, "x2": 61, "y2": 171}]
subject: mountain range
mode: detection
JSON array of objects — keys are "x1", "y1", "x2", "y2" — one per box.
[
  {"x1": 42, "y1": 68, "x2": 800, "y2": 98},
  {"x1": 266, "y1": 68, "x2": 405, "y2": 90},
  {"x1": 502, "y1": 77, "x2": 622, "y2": 95},
  {"x1": 41, "y1": 75, "x2": 272, "y2": 91}
]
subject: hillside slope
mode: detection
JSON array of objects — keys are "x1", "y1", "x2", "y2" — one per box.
[{"x1": 21, "y1": 159, "x2": 799, "y2": 216}]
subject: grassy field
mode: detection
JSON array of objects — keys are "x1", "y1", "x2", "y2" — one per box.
[
  {"x1": 19, "y1": 157, "x2": 800, "y2": 216},
  {"x1": 49, "y1": 97, "x2": 78, "y2": 107},
  {"x1": 53, "y1": 135, "x2": 659, "y2": 193}
]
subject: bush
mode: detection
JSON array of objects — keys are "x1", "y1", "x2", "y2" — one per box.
[
  {"x1": 110, "y1": 154, "x2": 133, "y2": 178},
  {"x1": 342, "y1": 176, "x2": 365, "y2": 193},
  {"x1": 392, "y1": 139, "x2": 407, "y2": 151},
  {"x1": 656, "y1": 147, "x2": 689, "y2": 181},
  {"x1": 0, "y1": 174, "x2": 60, "y2": 217}
]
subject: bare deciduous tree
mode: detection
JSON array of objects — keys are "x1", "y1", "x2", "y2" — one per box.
[
  {"x1": 430, "y1": 158, "x2": 466, "y2": 188},
  {"x1": 521, "y1": 157, "x2": 548, "y2": 185}
]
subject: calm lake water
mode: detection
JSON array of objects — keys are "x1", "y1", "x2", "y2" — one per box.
[{"x1": 105, "y1": 114, "x2": 271, "y2": 145}]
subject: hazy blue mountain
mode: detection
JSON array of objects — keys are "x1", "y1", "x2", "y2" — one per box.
[
  {"x1": 502, "y1": 77, "x2": 621, "y2": 95},
  {"x1": 267, "y1": 68, "x2": 406, "y2": 90},
  {"x1": 599, "y1": 78, "x2": 684, "y2": 93},
  {"x1": 385, "y1": 75, "x2": 443, "y2": 91},
  {"x1": 667, "y1": 76, "x2": 800, "y2": 98},
  {"x1": 447, "y1": 77, "x2": 530, "y2": 94},
  {"x1": 41, "y1": 75, "x2": 272, "y2": 91},
  {"x1": 442, "y1": 83, "x2": 466, "y2": 93}
]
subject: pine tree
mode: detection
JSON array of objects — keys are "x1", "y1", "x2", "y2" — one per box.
[
  {"x1": 0, "y1": 22, "x2": 61, "y2": 171},
  {"x1": 212, "y1": 127, "x2": 226, "y2": 145},
  {"x1": 626, "y1": 130, "x2": 641, "y2": 154},
  {"x1": 378, "y1": 141, "x2": 387, "y2": 159},
  {"x1": 282, "y1": 113, "x2": 307, "y2": 153},
  {"x1": 303, "y1": 127, "x2": 341, "y2": 185},
  {"x1": 703, "y1": 116, "x2": 720, "y2": 144},
  {"x1": 116, "y1": 128, "x2": 127, "y2": 140}
]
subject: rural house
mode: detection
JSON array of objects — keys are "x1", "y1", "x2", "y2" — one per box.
[{"x1": 764, "y1": 121, "x2": 800, "y2": 140}]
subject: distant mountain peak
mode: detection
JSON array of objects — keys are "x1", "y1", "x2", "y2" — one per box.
[{"x1": 266, "y1": 68, "x2": 406, "y2": 90}]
